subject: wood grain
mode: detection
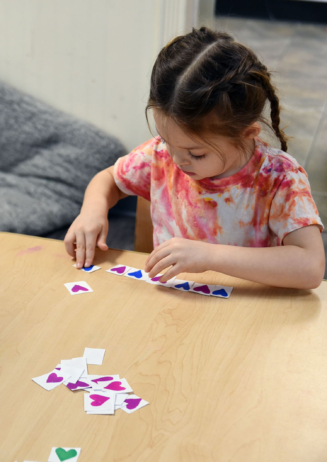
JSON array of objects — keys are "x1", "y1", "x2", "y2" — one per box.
[{"x1": 1, "y1": 232, "x2": 327, "y2": 462}]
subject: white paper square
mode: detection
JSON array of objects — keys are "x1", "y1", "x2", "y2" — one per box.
[
  {"x1": 84, "y1": 391, "x2": 115, "y2": 414},
  {"x1": 190, "y1": 283, "x2": 217, "y2": 296},
  {"x1": 106, "y1": 264, "x2": 131, "y2": 276},
  {"x1": 115, "y1": 393, "x2": 130, "y2": 409},
  {"x1": 170, "y1": 279, "x2": 194, "y2": 292},
  {"x1": 124, "y1": 267, "x2": 149, "y2": 282},
  {"x1": 73, "y1": 264, "x2": 101, "y2": 273},
  {"x1": 100, "y1": 377, "x2": 133, "y2": 394},
  {"x1": 48, "y1": 447, "x2": 81, "y2": 462},
  {"x1": 210, "y1": 285, "x2": 233, "y2": 298},
  {"x1": 146, "y1": 274, "x2": 176, "y2": 286},
  {"x1": 83, "y1": 347, "x2": 106, "y2": 365},
  {"x1": 64, "y1": 281, "x2": 93, "y2": 295},
  {"x1": 61, "y1": 358, "x2": 87, "y2": 383},
  {"x1": 63, "y1": 377, "x2": 92, "y2": 391},
  {"x1": 32, "y1": 368, "x2": 71, "y2": 391},
  {"x1": 121, "y1": 394, "x2": 149, "y2": 413}
]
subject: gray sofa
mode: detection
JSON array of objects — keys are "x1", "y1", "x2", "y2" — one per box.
[{"x1": 0, "y1": 80, "x2": 136, "y2": 249}]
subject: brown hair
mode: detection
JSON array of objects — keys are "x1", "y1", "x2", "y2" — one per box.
[{"x1": 146, "y1": 27, "x2": 288, "y2": 156}]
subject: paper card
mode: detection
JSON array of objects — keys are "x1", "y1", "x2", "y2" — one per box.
[
  {"x1": 170, "y1": 279, "x2": 194, "y2": 292},
  {"x1": 84, "y1": 391, "x2": 115, "y2": 414},
  {"x1": 83, "y1": 347, "x2": 106, "y2": 365},
  {"x1": 191, "y1": 283, "x2": 216, "y2": 296},
  {"x1": 106, "y1": 265, "x2": 131, "y2": 276},
  {"x1": 73, "y1": 264, "x2": 101, "y2": 273},
  {"x1": 121, "y1": 394, "x2": 149, "y2": 413},
  {"x1": 32, "y1": 368, "x2": 71, "y2": 391},
  {"x1": 114, "y1": 393, "x2": 130, "y2": 409},
  {"x1": 61, "y1": 358, "x2": 87, "y2": 383},
  {"x1": 87, "y1": 374, "x2": 120, "y2": 391},
  {"x1": 63, "y1": 377, "x2": 92, "y2": 391},
  {"x1": 101, "y1": 378, "x2": 133, "y2": 394},
  {"x1": 124, "y1": 267, "x2": 149, "y2": 282},
  {"x1": 146, "y1": 274, "x2": 176, "y2": 286},
  {"x1": 64, "y1": 281, "x2": 93, "y2": 295},
  {"x1": 48, "y1": 447, "x2": 81, "y2": 462},
  {"x1": 211, "y1": 285, "x2": 233, "y2": 298}
]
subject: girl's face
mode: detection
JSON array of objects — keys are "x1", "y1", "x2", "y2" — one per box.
[{"x1": 153, "y1": 109, "x2": 261, "y2": 181}]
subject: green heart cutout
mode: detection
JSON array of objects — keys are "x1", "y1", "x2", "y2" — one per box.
[{"x1": 55, "y1": 448, "x2": 78, "y2": 461}]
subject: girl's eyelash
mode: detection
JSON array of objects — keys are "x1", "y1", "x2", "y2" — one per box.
[{"x1": 189, "y1": 152, "x2": 206, "y2": 160}]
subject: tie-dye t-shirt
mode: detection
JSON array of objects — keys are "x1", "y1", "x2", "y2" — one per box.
[{"x1": 114, "y1": 136, "x2": 323, "y2": 248}]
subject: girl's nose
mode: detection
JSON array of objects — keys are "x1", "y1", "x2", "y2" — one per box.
[{"x1": 171, "y1": 151, "x2": 190, "y2": 167}]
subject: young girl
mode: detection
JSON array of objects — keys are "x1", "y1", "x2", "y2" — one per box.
[{"x1": 64, "y1": 27, "x2": 325, "y2": 289}]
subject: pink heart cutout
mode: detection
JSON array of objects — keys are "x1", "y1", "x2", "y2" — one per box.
[
  {"x1": 72, "y1": 284, "x2": 89, "y2": 293},
  {"x1": 193, "y1": 284, "x2": 210, "y2": 294},
  {"x1": 90, "y1": 394, "x2": 110, "y2": 407},
  {"x1": 91, "y1": 376, "x2": 114, "y2": 384},
  {"x1": 46, "y1": 372, "x2": 63, "y2": 383},
  {"x1": 104, "y1": 381, "x2": 126, "y2": 391},
  {"x1": 111, "y1": 266, "x2": 126, "y2": 274},
  {"x1": 124, "y1": 398, "x2": 142, "y2": 410}
]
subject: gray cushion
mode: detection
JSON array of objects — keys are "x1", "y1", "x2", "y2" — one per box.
[{"x1": 0, "y1": 80, "x2": 126, "y2": 236}]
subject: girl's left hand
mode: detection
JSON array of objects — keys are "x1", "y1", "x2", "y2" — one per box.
[{"x1": 144, "y1": 237, "x2": 212, "y2": 282}]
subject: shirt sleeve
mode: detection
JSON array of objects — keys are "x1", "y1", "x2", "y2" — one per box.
[
  {"x1": 113, "y1": 138, "x2": 155, "y2": 201},
  {"x1": 269, "y1": 167, "x2": 324, "y2": 243}
]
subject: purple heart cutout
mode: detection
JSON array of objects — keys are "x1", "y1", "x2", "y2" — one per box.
[
  {"x1": 46, "y1": 372, "x2": 63, "y2": 383},
  {"x1": 72, "y1": 284, "x2": 89, "y2": 293},
  {"x1": 124, "y1": 398, "x2": 142, "y2": 410},
  {"x1": 90, "y1": 394, "x2": 110, "y2": 407},
  {"x1": 111, "y1": 266, "x2": 126, "y2": 274},
  {"x1": 67, "y1": 380, "x2": 90, "y2": 390},
  {"x1": 193, "y1": 284, "x2": 210, "y2": 294},
  {"x1": 91, "y1": 376, "x2": 114, "y2": 384},
  {"x1": 151, "y1": 276, "x2": 166, "y2": 283}
]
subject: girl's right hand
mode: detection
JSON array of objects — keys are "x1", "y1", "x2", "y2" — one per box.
[{"x1": 64, "y1": 210, "x2": 109, "y2": 269}]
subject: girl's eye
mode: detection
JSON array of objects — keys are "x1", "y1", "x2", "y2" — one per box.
[{"x1": 189, "y1": 152, "x2": 206, "y2": 160}]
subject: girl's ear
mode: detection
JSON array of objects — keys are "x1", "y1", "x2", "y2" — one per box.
[{"x1": 243, "y1": 122, "x2": 261, "y2": 139}]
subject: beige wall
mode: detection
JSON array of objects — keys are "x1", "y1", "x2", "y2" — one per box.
[{"x1": 0, "y1": 0, "x2": 199, "y2": 152}]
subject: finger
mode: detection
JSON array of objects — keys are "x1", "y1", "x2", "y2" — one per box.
[
  {"x1": 96, "y1": 225, "x2": 108, "y2": 251},
  {"x1": 146, "y1": 245, "x2": 173, "y2": 274},
  {"x1": 159, "y1": 264, "x2": 180, "y2": 282},
  {"x1": 84, "y1": 232, "x2": 98, "y2": 267},
  {"x1": 145, "y1": 241, "x2": 171, "y2": 270},
  {"x1": 148, "y1": 255, "x2": 176, "y2": 279},
  {"x1": 64, "y1": 231, "x2": 77, "y2": 258},
  {"x1": 75, "y1": 232, "x2": 86, "y2": 269}
]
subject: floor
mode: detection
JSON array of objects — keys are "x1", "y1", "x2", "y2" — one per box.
[{"x1": 213, "y1": 16, "x2": 327, "y2": 277}]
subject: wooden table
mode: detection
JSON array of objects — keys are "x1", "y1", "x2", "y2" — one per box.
[{"x1": 1, "y1": 232, "x2": 327, "y2": 462}]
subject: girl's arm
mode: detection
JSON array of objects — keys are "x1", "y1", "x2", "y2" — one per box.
[
  {"x1": 145, "y1": 225, "x2": 325, "y2": 289},
  {"x1": 64, "y1": 165, "x2": 128, "y2": 268}
]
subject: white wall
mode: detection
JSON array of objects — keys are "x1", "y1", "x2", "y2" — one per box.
[{"x1": 0, "y1": 0, "x2": 199, "y2": 152}]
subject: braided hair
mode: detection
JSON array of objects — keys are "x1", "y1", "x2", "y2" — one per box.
[{"x1": 146, "y1": 27, "x2": 288, "y2": 154}]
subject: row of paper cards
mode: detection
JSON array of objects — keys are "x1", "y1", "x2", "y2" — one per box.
[
  {"x1": 65, "y1": 263, "x2": 233, "y2": 298},
  {"x1": 32, "y1": 348, "x2": 149, "y2": 418}
]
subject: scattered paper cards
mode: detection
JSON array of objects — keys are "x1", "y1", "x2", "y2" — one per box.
[{"x1": 32, "y1": 348, "x2": 149, "y2": 417}]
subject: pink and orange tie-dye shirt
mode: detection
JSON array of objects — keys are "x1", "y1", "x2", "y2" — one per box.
[{"x1": 114, "y1": 136, "x2": 323, "y2": 248}]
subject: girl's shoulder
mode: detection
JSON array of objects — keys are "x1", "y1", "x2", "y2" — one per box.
[{"x1": 256, "y1": 138, "x2": 306, "y2": 178}]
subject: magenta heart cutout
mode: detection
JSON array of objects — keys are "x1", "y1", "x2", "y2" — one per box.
[
  {"x1": 46, "y1": 372, "x2": 63, "y2": 383},
  {"x1": 193, "y1": 284, "x2": 210, "y2": 294},
  {"x1": 111, "y1": 266, "x2": 126, "y2": 274},
  {"x1": 90, "y1": 394, "x2": 110, "y2": 407},
  {"x1": 151, "y1": 276, "x2": 166, "y2": 283},
  {"x1": 67, "y1": 380, "x2": 90, "y2": 390},
  {"x1": 124, "y1": 398, "x2": 142, "y2": 410},
  {"x1": 91, "y1": 376, "x2": 114, "y2": 384},
  {"x1": 72, "y1": 284, "x2": 88, "y2": 293},
  {"x1": 104, "y1": 381, "x2": 125, "y2": 391}
]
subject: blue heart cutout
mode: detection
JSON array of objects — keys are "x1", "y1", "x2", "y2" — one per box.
[
  {"x1": 212, "y1": 288, "x2": 228, "y2": 297},
  {"x1": 83, "y1": 265, "x2": 94, "y2": 272},
  {"x1": 175, "y1": 282, "x2": 190, "y2": 291},
  {"x1": 128, "y1": 270, "x2": 143, "y2": 279}
]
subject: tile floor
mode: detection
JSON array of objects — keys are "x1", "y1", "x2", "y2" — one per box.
[{"x1": 214, "y1": 16, "x2": 327, "y2": 277}]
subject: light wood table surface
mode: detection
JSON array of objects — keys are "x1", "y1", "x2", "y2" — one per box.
[{"x1": 1, "y1": 232, "x2": 327, "y2": 462}]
